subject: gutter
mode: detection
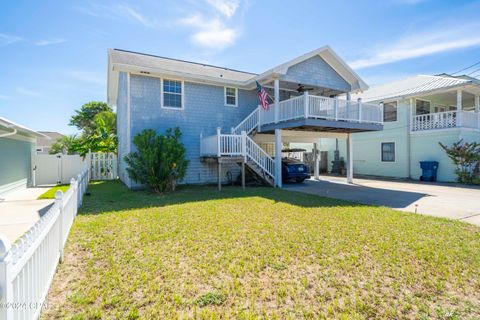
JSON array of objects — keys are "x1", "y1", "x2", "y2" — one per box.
[{"x1": 0, "y1": 127, "x2": 17, "y2": 138}]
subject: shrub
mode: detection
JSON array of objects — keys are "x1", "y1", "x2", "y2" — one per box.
[
  {"x1": 124, "y1": 128, "x2": 188, "y2": 192},
  {"x1": 439, "y1": 139, "x2": 480, "y2": 184}
]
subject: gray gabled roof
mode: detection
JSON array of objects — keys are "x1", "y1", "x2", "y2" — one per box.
[
  {"x1": 355, "y1": 75, "x2": 476, "y2": 102},
  {"x1": 107, "y1": 46, "x2": 369, "y2": 105}
]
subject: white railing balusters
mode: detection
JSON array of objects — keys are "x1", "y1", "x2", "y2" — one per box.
[
  {"x1": 232, "y1": 107, "x2": 260, "y2": 135},
  {"x1": 245, "y1": 136, "x2": 275, "y2": 180},
  {"x1": 411, "y1": 110, "x2": 480, "y2": 132}
]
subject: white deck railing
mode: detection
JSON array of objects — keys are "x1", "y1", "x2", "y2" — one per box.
[
  {"x1": 258, "y1": 92, "x2": 383, "y2": 126},
  {"x1": 200, "y1": 130, "x2": 275, "y2": 181},
  {"x1": 412, "y1": 111, "x2": 480, "y2": 131},
  {"x1": 0, "y1": 168, "x2": 90, "y2": 320}
]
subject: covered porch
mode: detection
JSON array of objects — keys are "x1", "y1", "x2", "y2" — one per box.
[{"x1": 411, "y1": 87, "x2": 480, "y2": 132}]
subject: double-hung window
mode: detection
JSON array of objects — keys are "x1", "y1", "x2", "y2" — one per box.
[
  {"x1": 383, "y1": 101, "x2": 397, "y2": 122},
  {"x1": 163, "y1": 79, "x2": 183, "y2": 109},
  {"x1": 381, "y1": 142, "x2": 395, "y2": 162},
  {"x1": 224, "y1": 87, "x2": 237, "y2": 107}
]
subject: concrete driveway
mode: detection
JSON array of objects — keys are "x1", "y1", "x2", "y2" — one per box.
[
  {"x1": 284, "y1": 176, "x2": 480, "y2": 226},
  {"x1": 0, "y1": 187, "x2": 54, "y2": 243}
]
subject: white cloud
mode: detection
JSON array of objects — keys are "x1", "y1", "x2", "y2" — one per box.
[
  {"x1": 0, "y1": 94, "x2": 11, "y2": 100},
  {"x1": 0, "y1": 33, "x2": 22, "y2": 46},
  {"x1": 204, "y1": 0, "x2": 240, "y2": 18},
  {"x1": 350, "y1": 24, "x2": 480, "y2": 69},
  {"x1": 34, "y1": 38, "x2": 67, "y2": 46},
  {"x1": 79, "y1": 3, "x2": 158, "y2": 29},
  {"x1": 16, "y1": 87, "x2": 42, "y2": 97},
  {"x1": 177, "y1": 15, "x2": 238, "y2": 50}
]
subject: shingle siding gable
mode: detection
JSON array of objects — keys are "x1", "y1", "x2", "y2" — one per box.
[{"x1": 282, "y1": 55, "x2": 351, "y2": 92}]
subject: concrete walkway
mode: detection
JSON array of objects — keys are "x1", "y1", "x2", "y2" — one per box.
[
  {"x1": 284, "y1": 176, "x2": 480, "y2": 226},
  {"x1": 0, "y1": 187, "x2": 54, "y2": 243}
]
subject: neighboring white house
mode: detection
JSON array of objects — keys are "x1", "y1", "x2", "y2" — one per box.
[
  {"x1": 36, "y1": 131, "x2": 64, "y2": 154},
  {"x1": 319, "y1": 74, "x2": 480, "y2": 182},
  {"x1": 0, "y1": 117, "x2": 45, "y2": 196}
]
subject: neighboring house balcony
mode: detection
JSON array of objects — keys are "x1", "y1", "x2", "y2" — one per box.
[
  {"x1": 412, "y1": 110, "x2": 480, "y2": 132},
  {"x1": 410, "y1": 88, "x2": 480, "y2": 132}
]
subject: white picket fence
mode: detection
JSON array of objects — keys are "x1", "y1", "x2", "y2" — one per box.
[
  {"x1": 90, "y1": 153, "x2": 117, "y2": 180},
  {"x1": 0, "y1": 168, "x2": 90, "y2": 320}
]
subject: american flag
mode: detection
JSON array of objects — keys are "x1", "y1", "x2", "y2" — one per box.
[{"x1": 256, "y1": 81, "x2": 271, "y2": 110}]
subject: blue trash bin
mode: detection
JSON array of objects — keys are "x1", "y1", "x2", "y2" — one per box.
[{"x1": 419, "y1": 161, "x2": 439, "y2": 181}]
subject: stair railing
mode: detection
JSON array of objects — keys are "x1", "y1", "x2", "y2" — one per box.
[
  {"x1": 232, "y1": 107, "x2": 260, "y2": 135},
  {"x1": 245, "y1": 135, "x2": 275, "y2": 180}
]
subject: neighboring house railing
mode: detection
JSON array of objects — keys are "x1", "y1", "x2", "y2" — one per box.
[
  {"x1": 259, "y1": 92, "x2": 384, "y2": 126},
  {"x1": 0, "y1": 168, "x2": 90, "y2": 320},
  {"x1": 411, "y1": 111, "x2": 480, "y2": 132}
]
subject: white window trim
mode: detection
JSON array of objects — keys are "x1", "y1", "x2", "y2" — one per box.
[
  {"x1": 415, "y1": 98, "x2": 431, "y2": 115},
  {"x1": 380, "y1": 141, "x2": 396, "y2": 163},
  {"x1": 224, "y1": 86, "x2": 238, "y2": 107},
  {"x1": 382, "y1": 100, "x2": 398, "y2": 123},
  {"x1": 161, "y1": 78, "x2": 185, "y2": 110}
]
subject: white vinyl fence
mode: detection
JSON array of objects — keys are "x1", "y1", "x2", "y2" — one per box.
[
  {"x1": 34, "y1": 152, "x2": 117, "y2": 185},
  {"x1": 0, "y1": 168, "x2": 90, "y2": 320}
]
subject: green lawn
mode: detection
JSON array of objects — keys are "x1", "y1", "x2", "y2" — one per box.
[
  {"x1": 37, "y1": 184, "x2": 70, "y2": 199},
  {"x1": 43, "y1": 181, "x2": 480, "y2": 319}
]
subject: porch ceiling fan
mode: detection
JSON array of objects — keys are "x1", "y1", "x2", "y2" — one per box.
[{"x1": 296, "y1": 84, "x2": 314, "y2": 93}]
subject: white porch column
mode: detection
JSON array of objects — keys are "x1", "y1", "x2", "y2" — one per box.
[
  {"x1": 456, "y1": 89, "x2": 463, "y2": 127},
  {"x1": 346, "y1": 133, "x2": 353, "y2": 184},
  {"x1": 313, "y1": 142, "x2": 319, "y2": 180},
  {"x1": 475, "y1": 94, "x2": 479, "y2": 113},
  {"x1": 274, "y1": 129, "x2": 282, "y2": 187},
  {"x1": 274, "y1": 78, "x2": 280, "y2": 124},
  {"x1": 456, "y1": 89, "x2": 462, "y2": 111}
]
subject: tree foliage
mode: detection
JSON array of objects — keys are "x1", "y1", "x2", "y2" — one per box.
[
  {"x1": 69, "y1": 101, "x2": 112, "y2": 133},
  {"x1": 124, "y1": 128, "x2": 189, "y2": 193},
  {"x1": 68, "y1": 101, "x2": 117, "y2": 155},
  {"x1": 439, "y1": 139, "x2": 480, "y2": 183},
  {"x1": 49, "y1": 135, "x2": 81, "y2": 155}
]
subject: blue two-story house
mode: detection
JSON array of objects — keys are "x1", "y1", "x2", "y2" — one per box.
[{"x1": 107, "y1": 46, "x2": 384, "y2": 189}]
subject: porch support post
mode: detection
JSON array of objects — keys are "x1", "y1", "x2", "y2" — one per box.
[
  {"x1": 218, "y1": 161, "x2": 222, "y2": 191},
  {"x1": 475, "y1": 95, "x2": 480, "y2": 129},
  {"x1": 358, "y1": 98, "x2": 362, "y2": 122},
  {"x1": 274, "y1": 78, "x2": 280, "y2": 124},
  {"x1": 313, "y1": 142, "x2": 319, "y2": 180},
  {"x1": 456, "y1": 89, "x2": 462, "y2": 126},
  {"x1": 346, "y1": 133, "x2": 353, "y2": 184},
  {"x1": 274, "y1": 129, "x2": 282, "y2": 187},
  {"x1": 304, "y1": 91, "x2": 309, "y2": 118}
]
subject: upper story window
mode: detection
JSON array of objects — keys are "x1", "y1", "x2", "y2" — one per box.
[
  {"x1": 224, "y1": 87, "x2": 238, "y2": 107},
  {"x1": 163, "y1": 79, "x2": 183, "y2": 109},
  {"x1": 381, "y1": 142, "x2": 395, "y2": 162},
  {"x1": 383, "y1": 101, "x2": 397, "y2": 122},
  {"x1": 416, "y1": 99, "x2": 430, "y2": 115}
]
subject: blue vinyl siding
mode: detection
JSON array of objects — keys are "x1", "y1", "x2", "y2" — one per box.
[{"x1": 127, "y1": 74, "x2": 258, "y2": 185}]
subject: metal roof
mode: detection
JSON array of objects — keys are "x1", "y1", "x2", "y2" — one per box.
[{"x1": 355, "y1": 75, "x2": 473, "y2": 102}]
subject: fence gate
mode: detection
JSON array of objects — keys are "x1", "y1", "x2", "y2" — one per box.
[{"x1": 90, "y1": 152, "x2": 118, "y2": 180}]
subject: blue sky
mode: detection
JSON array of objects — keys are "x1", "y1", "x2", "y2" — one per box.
[{"x1": 1, "y1": 0, "x2": 480, "y2": 134}]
